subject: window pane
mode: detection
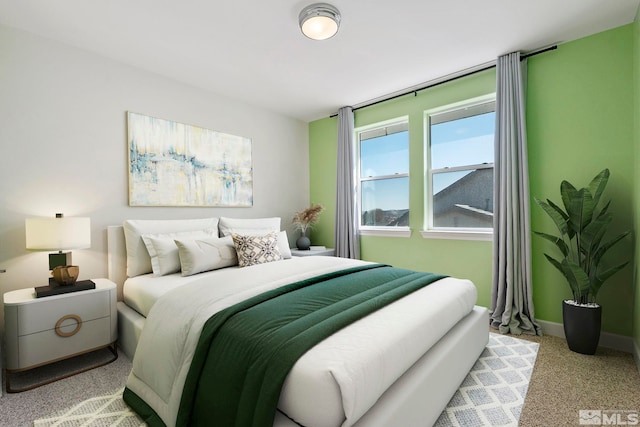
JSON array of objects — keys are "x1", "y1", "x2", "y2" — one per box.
[
  {"x1": 432, "y1": 168, "x2": 493, "y2": 228},
  {"x1": 430, "y1": 112, "x2": 494, "y2": 170},
  {"x1": 360, "y1": 131, "x2": 409, "y2": 178},
  {"x1": 361, "y1": 177, "x2": 409, "y2": 226}
]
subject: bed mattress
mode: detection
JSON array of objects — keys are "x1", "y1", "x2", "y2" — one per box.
[{"x1": 124, "y1": 256, "x2": 478, "y2": 427}]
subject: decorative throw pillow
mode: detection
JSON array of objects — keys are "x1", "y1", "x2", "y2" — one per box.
[
  {"x1": 175, "y1": 236, "x2": 238, "y2": 276},
  {"x1": 232, "y1": 233, "x2": 282, "y2": 267}
]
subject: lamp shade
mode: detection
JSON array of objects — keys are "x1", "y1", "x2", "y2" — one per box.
[
  {"x1": 299, "y1": 3, "x2": 341, "y2": 40},
  {"x1": 25, "y1": 216, "x2": 91, "y2": 251}
]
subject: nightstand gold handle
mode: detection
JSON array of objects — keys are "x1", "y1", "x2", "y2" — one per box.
[{"x1": 55, "y1": 314, "x2": 82, "y2": 337}]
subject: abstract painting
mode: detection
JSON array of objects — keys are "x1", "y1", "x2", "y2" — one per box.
[{"x1": 127, "y1": 112, "x2": 253, "y2": 206}]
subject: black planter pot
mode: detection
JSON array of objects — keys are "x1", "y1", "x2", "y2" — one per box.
[{"x1": 562, "y1": 300, "x2": 602, "y2": 355}]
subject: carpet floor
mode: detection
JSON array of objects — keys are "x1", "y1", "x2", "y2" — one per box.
[
  {"x1": 0, "y1": 349, "x2": 132, "y2": 427},
  {"x1": 518, "y1": 334, "x2": 640, "y2": 426}
]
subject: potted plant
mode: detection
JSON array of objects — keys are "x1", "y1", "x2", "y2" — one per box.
[
  {"x1": 534, "y1": 169, "x2": 629, "y2": 355},
  {"x1": 292, "y1": 203, "x2": 324, "y2": 250}
]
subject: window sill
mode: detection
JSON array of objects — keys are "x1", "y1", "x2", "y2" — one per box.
[
  {"x1": 420, "y1": 229, "x2": 493, "y2": 241},
  {"x1": 359, "y1": 227, "x2": 411, "y2": 238}
]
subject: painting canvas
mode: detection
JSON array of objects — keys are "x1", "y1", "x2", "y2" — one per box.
[{"x1": 128, "y1": 112, "x2": 253, "y2": 206}]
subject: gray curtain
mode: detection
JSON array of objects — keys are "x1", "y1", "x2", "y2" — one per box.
[
  {"x1": 334, "y1": 106, "x2": 360, "y2": 259},
  {"x1": 491, "y1": 52, "x2": 541, "y2": 336}
]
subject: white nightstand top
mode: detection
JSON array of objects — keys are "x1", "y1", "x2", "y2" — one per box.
[
  {"x1": 3, "y1": 278, "x2": 115, "y2": 305},
  {"x1": 291, "y1": 248, "x2": 335, "y2": 257}
]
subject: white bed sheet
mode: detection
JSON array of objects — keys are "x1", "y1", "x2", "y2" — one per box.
[
  {"x1": 123, "y1": 267, "x2": 241, "y2": 318},
  {"x1": 124, "y1": 257, "x2": 477, "y2": 427}
]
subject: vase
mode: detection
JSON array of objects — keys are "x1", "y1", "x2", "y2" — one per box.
[
  {"x1": 562, "y1": 300, "x2": 602, "y2": 355},
  {"x1": 296, "y1": 231, "x2": 311, "y2": 250},
  {"x1": 51, "y1": 265, "x2": 79, "y2": 286}
]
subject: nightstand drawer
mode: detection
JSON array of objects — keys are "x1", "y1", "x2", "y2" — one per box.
[
  {"x1": 16, "y1": 290, "x2": 110, "y2": 336},
  {"x1": 14, "y1": 316, "x2": 112, "y2": 370}
]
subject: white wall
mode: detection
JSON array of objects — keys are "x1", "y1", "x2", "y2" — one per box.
[{"x1": 0, "y1": 25, "x2": 310, "y2": 332}]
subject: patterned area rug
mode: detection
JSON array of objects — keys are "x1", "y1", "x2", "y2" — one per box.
[
  {"x1": 435, "y1": 333, "x2": 539, "y2": 426},
  {"x1": 34, "y1": 333, "x2": 538, "y2": 427},
  {"x1": 33, "y1": 388, "x2": 145, "y2": 427}
]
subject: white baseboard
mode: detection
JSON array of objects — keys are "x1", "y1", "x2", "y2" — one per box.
[
  {"x1": 634, "y1": 340, "x2": 640, "y2": 375},
  {"x1": 537, "y1": 319, "x2": 633, "y2": 353}
]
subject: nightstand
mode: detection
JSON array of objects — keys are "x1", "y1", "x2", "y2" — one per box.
[
  {"x1": 3, "y1": 278, "x2": 117, "y2": 392},
  {"x1": 291, "y1": 248, "x2": 335, "y2": 257}
]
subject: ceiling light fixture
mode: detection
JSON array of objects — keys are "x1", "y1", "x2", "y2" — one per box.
[{"x1": 299, "y1": 3, "x2": 341, "y2": 41}]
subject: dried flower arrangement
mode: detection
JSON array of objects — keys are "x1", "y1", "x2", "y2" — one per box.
[{"x1": 292, "y1": 203, "x2": 324, "y2": 234}]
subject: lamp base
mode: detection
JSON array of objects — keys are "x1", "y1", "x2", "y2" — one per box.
[{"x1": 49, "y1": 252, "x2": 72, "y2": 270}]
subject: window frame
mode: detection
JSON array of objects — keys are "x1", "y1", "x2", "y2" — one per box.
[
  {"x1": 355, "y1": 116, "x2": 411, "y2": 238},
  {"x1": 422, "y1": 94, "x2": 496, "y2": 241}
]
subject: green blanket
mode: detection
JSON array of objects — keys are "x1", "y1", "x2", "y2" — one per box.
[{"x1": 172, "y1": 264, "x2": 446, "y2": 427}]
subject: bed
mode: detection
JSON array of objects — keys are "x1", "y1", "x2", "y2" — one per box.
[{"x1": 107, "y1": 217, "x2": 489, "y2": 427}]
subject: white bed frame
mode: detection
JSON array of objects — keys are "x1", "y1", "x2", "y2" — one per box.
[{"x1": 107, "y1": 225, "x2": 489, "y2": 427}]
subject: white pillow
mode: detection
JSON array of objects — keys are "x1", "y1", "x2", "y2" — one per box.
[
  {"x1": 218, "y1": 217, "x2": 280, "y2": 237},
  {"x1": 123, "y1": 218, "x2": 219, "y2": 277},
  {"x1": 175, "y1": 236, "x2": 238, "y2": 276},
  {"x1": 232, "y1": 232, "x2": 282, "y2": 267},
  {"x1": 277, "y1": 230, "x2": 292, "y2": 259},
  {"x1": 142, "y1": 229, "x2": 217, "y2": 276}
]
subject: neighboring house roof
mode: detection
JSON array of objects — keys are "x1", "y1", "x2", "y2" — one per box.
[
  {"x1": 454, "y1": 204, "x2": 493, "y2": 217},
  {"x1": 387, "y1": 210, "x2": 409, "y2": 227},
  {"x1": 433, "y1": 169, "x2": 493, "y2": 228},
  {"x1": 361, "y1": 169, "x2": 493, "y2": 228}
]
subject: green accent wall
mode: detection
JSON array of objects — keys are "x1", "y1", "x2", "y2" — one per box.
[
  {"x1": 528, "y1": 24, "x2": 634, "y2": 336},
  {"x1": 309, "y1": 24, "x2": 636, "y2": 336}
]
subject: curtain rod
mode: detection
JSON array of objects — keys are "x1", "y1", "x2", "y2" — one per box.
[{"x1": 330, "y1": 45, "x2": 557, "y2": 118}]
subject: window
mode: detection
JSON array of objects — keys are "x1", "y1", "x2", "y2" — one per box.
[
  {"x1": 424, "y1": 95, "x2": 495, "y2": 239},
  {"x1": 356, "y1": 118, "x2": 410, "y2": 235}
]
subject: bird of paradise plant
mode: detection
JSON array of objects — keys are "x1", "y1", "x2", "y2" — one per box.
[{"x1": 534, "y1": 169, "x2": 629, "y2": 305}]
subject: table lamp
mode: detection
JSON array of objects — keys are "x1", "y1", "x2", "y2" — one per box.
[{"x1": 25, "y1": 213, "x2": 91, "y2": 271}]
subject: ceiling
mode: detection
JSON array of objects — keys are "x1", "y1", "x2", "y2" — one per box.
[{"x1": 1, "y1": 1, "x2": 638, "y2": 122}]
